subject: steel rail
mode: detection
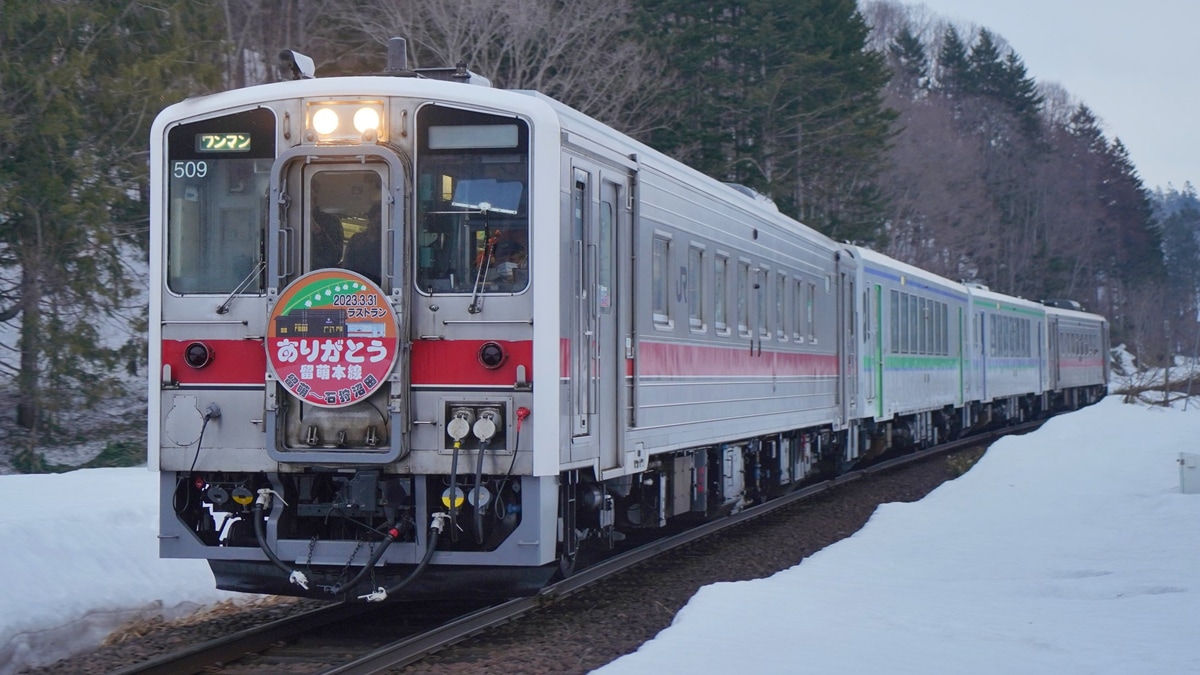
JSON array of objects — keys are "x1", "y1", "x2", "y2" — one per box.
[
  {"x1": 108, "y1": 602, "x2": 374, "y2": 675},
  {"x1": 323, "y1": 417, "x2": 1048, "y2": 674},
  {"x1": 111, "y1": 418, "x2": 1048, "y2": 675}
]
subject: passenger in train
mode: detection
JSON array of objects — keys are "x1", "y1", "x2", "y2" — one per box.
[
  {"x1": 310, "y1": 207, "x2": 344, "y2": 269},
  {"x1": 343, "y1": 202, "x2": 382, "y2": 284}
]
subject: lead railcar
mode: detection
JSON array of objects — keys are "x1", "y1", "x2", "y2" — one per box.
[
  {"x1": 151, "y1": 43, "x2": 869, "y2": 600},
  {"x1": 151, "y1": 43, "x2": 1108, "y2": 601}
]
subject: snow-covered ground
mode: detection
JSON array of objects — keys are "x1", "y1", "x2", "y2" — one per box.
[
  {"x1": 598, "y1": 396, "x2": 1200, "y2": 675},
  {"x1": 0, "y1": 468, "x2": 248, "y2": 674},
  {"x1": 3, "y1": 392, "x2": 1199, "y2": 673}
]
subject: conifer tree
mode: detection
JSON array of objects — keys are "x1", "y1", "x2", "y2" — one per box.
[
  {"x1": 888, "y1": 23, "x2": 929, "y2": 95},
  {"x1": 966, "y1": 29, "x2": 1007, "y2": 98},
  {"x1": 633, "y1": 0, "x2": 895, "y2": 242},
  {"x1": 0, "y1": 0, "x2": 222, "y2": 466},
  {"x1": 936, "y1": 26, "x2": 970, "y2": 94}
]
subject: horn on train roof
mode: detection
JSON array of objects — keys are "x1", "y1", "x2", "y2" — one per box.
[{"x1": 383, "y1": 36, "x2": 492, "y2": 87}]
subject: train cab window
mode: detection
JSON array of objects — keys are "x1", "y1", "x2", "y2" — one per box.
[
  {"x1": 165, "y1": 108, "x2": 275, "y2": 294},
  {"x1": 415, "y1": 106, "x2": 529, "y2": 294}
]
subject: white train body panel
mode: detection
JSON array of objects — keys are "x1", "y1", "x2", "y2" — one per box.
[
  {"x1": 848, "y1": 246, "x2": 969, "y2": 421},
  {"x1": 147, "y1": 58, "x2": 1109, "y2": 600},
  {"x1": 1045, "y1": 305, "x2": 1109, "y2": 392},
  {"x1": 966, "y1": 286, "x2": 1047, "y2": 402}
]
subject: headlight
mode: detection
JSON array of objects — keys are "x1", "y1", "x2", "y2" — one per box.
[
  {"x1": 311, "y1": 107, "x2": 340, "y2": 135},
  {"x1": 306, "y1": 100, "x2": 386, "y2": 143},
  {"x1": 353, "y1": 106, "x2": 381, "y2": 133}
]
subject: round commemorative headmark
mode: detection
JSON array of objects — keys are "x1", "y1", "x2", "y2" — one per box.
[{"x1": 267, "y1": 270, "x2": 399, "y2": 408}]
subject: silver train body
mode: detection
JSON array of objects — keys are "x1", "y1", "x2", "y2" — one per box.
[{"x1": 150, "y1": 57, "x2": 1108, "y2": 600}]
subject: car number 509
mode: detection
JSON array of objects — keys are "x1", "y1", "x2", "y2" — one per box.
[{"x1": 172, "y1": 161, "x2": 208, "y2": 178}]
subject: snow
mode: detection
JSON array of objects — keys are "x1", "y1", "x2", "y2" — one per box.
[
  {"x1": 3, "y1": 393, "x2": 1200, "y2": 674},
  {"x1": 0, "y1": 468, "x2": 247, "y2": 675},
  {"x1": 597, "y1": 396, "x2": 1200, "y2": 675}
]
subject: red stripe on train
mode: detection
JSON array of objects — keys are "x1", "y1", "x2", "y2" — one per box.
[
  {"x1": 162, "y1": 339, "x2": 266, "y2": 385},
  {"x1": 411, "y1": 339, "x2": 534, "y2": 386},
  {"x1": 638, "y1": 340, "x2": 839, "y2": 378}
]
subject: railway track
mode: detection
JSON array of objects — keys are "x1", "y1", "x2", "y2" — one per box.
[{"x1": 106, "y1": 420, "x2": 1042, "y2": 674}]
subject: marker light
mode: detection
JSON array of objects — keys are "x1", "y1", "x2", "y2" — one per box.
[
  {"x1": 353, "y1": 106, "x2": 381, "y2": 133},
  {"x1": 184, "y1": 341, "x2": 213, "y2": 368},
  {"x1": 312, "y1": 107, "x2": 339, "y2": 135}
]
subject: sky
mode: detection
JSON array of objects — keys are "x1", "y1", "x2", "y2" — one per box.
[
  {"x1": 902, "y1": 0, "x2": 1200, "y2": 191},
  {"x1": 2, "y1": 361, "x2": 1199, "y2": 674}
]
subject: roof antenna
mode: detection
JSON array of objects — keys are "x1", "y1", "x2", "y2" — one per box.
[{"x1": 383, "y1": 37, "x2": 417, "y2": 77}]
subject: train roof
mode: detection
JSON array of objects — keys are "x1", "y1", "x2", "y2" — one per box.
[
  {"x1": 850, "y1": 246, "x2": 966, "y2": 297},
  {"x1": 153, "y1": 75, "x2": 840, "y2": 255},
  {"x1": 512, "y1": 91, "x2": 841, "y2": 253},
  {"x1": 1041, "y1": 302, "x2": 1108, "y2": 324},
  {"x1": 151, "y1": 75, "x2": 564, "y2": 142}
]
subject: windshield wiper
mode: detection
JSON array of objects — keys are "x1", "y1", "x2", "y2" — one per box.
[
  {"x1": 468, "y1": 203, "x2": 497, "y2": 314},
  {"x1": 216, "y1": 259, "x2": 267, "y2": 315}
]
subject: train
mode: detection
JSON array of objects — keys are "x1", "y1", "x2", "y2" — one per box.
[{"x1": 149, "y1": 40, "x2": 1109, "y2": 601}]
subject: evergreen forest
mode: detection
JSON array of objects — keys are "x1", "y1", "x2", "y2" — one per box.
[{"x1": 1, "y1": 0, "x2": 1196, "y2": 467}]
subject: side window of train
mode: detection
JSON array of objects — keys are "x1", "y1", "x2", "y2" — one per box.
[
  {"x1": 652, "y1": 235, "x2": 671, "y2": 327},
  {"x1": 714, "y1": 254, "x2": 729, "y2": 335},
  {"x1": 918, "y1": 297, "x2": 928, "y2": 354},
  {"x1": 737, "y1": 260, "x2": 751, "y2": 338},
  {"x1": 688, "y1": 244, "x2": 705, "y2": 331},
  {"x1": 758, "y1": 266, "x2": 770, "y2": 339},
  {"x1": 794, "y1": 279, "x2": 805, "y2": 343},
  {"x1": 890, "y1": 290, "x2": 899, "y2": 353},
  {"x1": 600, "y1": 198, "x2": 613, "y2": 315},
  {"x1": 777, "y1": 273, "x2": 787, "y2": 341},
  {"x1": 807, "y1": 281, "x2": 817, "y2": 344}
]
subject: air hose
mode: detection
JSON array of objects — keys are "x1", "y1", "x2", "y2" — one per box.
[
  {"x1": 473, "y1": 438, "x2": 491, "y2": 544},
  {"x1": 358, "y1": 513, "x2": 450, "y2": 602},
  {"x1": 253, "y1": 489, "x2": 310, "y2": 590},
  {"x1": 328, "y1": 523, "x2": 403, "y2": 597},
  {"x1": 448, "y1": 441, "x2": 461, "y2": 541}
]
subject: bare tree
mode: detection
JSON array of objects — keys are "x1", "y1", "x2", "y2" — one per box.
[
  {"x1": 879, "y1": 91, "x2": 999, "y2": 282},
  {"x1": 328, "y1": 0, "x2": 673, "y2": 136}
]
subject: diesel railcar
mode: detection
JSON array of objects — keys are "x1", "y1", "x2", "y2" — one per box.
[{"x1": 150, "y1": 42, "x2": 1108, "y2": 601}]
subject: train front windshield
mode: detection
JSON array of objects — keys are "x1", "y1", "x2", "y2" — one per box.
[
  {"x1": 165, "y1": 108, "x2": 275, "y2": 295},
  {"x1": 415, "y1": 106, "x2": 530, "y2": 294}
]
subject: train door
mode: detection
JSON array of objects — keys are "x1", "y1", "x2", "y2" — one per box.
[
  {"x1": 569, "y1": 162, "x2": 626, "y2": 471},
  {"x1": 837, "y1": 257, "x2": 858, "y2": 423},
  {"x1": 265, "y1": 147, "x2": 408, "y2": 463},
  {"x1": 977, "y1": 310, "x2": 988, "y2": 401},
  {"x1": 1037, "y1": 320, "x2": 1046, "y2": 392},
  {"x1": 1047, "y1": 315, "x2": 1060, "y2": 390},
  {"x1": 958, "y1": 307, "x2": 966, "y2": 405},
  {"x1": 866, "y1": 283, "x2": 882, "y2": 417}
]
